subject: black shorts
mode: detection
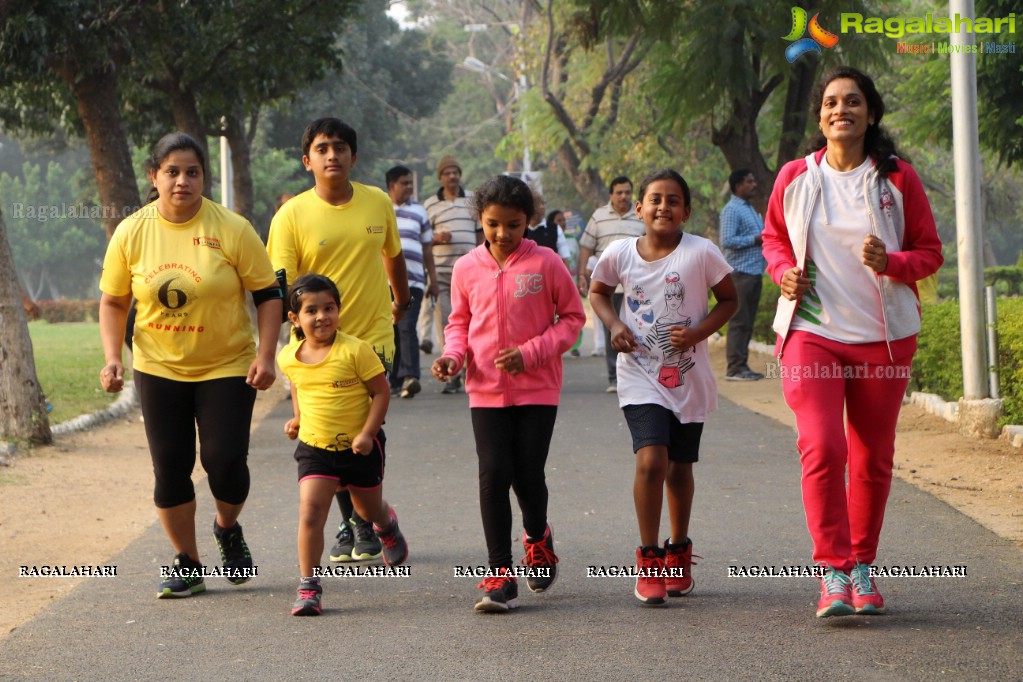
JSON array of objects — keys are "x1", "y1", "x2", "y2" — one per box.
[
  {"x1": 622, "y1": 404, "x2": 703, "y2": 463},
  {"x1": 294, "y1": 430, "x2": 386, "y2": 489}
]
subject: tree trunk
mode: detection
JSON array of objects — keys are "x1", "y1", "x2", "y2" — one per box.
[
  {"x1": 166, "y1": 85, "x2": 214, "y2": 198},
  {"x1": 57, "y1": 67, "x2": 141, "y2": 239},
  {"x1": 223, "y1": 111, "x2": 255, "y2": 224},
  {"x1": 712, "y1": 102, "x2": 773, "y2": 216},
  {"x1": 0, "y1": 210, "x2": 51, "y2": 445},
  {"x1": 557, "y1": 141, "x2": 606, "y2": 209}
]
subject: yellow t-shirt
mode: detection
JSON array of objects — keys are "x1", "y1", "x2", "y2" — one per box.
[
  {"x1": 267, "y1": 183, "x2": 401, "y2": 367},
  {"x1": 277, "y1": 332, "x2": 385, "y2": 451},
  {"x1": 99, "y1": 198, "x2": 277, "y2": 382}
]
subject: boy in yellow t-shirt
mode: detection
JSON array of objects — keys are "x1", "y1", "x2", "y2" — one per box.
[{"x1": 267, "y1": 117, "x2": 412, "y2": 563}]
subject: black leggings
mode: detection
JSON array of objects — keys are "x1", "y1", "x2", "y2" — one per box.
[
  {"x1": 135, "y1": 371, "x2": 256, "y2": 508},
  {"x1": 471, "y1": 405, "x2": 558, "y2": 569}
]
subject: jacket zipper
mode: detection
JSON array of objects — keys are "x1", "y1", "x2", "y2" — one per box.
[
  {"x1": 777, "y1": 166, "x2": 820, "y2": 361},
  {"x1": 863, "y1": 171, "x2": 895, "y2": 362}
]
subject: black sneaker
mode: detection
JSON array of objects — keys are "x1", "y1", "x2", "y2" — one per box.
[
  {"x1": 521, "y1": 524, "x2": 558, "y2": 593},
  {"x1": 400, "y1": 377, "x2": 421, "y2": 399},
  {"x1": 291, "y1": 579, "x2": 322, "y2": 616},
  {"x1": 158, "y1": 553, "x2": 207, "y2": 599},
  {"x1": 475, "y1": 568, "x2": 519, "y2": 613},
  {"x1": 329, "y1": 522, "x2": 355, "y2": 562},
  {"x1": 374, "y1": 508, "x2": 409, "y2": 567},
  {"x1": 419, "y1": 339, "x2": 433, "y2": 354},
  {"x1": 441, "y1": 373, "x2": 463, "y2": 394},
  {"x1": 213, "y1": 520, "x2": 253, "y2": 585},
  {"x1": 351, "y1": 516, "x2": 382, "y2": 560}
]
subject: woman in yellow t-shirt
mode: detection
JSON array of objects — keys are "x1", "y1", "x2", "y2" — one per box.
[{"x1": 98, "y1": 132, "x2": 283, "y2": 599}]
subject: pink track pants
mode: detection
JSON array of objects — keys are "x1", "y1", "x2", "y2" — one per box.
[{"x1": 780, "y1": 331, "x2": 916, "y2": 571}]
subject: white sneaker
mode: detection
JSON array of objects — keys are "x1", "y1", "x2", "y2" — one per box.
[{"x1": 605, "y1": 382, "x2": 617, "y2": 394}]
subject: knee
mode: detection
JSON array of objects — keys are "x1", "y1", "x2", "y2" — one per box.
[{"x1": 635, "y1": 456, "x2": 668, "y2": 484}]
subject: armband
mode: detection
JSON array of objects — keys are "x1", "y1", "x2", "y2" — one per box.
[
  {"x1": 252, "y1": 268, "x2": 286, "y2": 314},
  {"x1": 252, "y1": 283, "x2": 284, "y2": 306}
]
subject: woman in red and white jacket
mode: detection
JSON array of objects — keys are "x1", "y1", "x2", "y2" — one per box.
[
  {"x1": 762, "y1": 66, "x2": 943, "y2": 618},
  {"x1": 432, "y1": 175, "x2": 585, "y2": 613}
]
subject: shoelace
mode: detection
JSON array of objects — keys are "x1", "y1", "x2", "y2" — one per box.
[
  {"x1": 354, "y1": 523, "x2": 376, "y2": 542},
  {"x1": 822, "y1": 569, "x2": 852, "y2": 595},
  {"x1": 638, "y1": 553, "x2": 666, "y2": 579},
  {"x1": 849, "y1": 564, "x2": 877, "y2": 595},
  {"x1": 521, "y1": 540, "x2": 559, "y2": 568},
  {"x1": 378, "y1": 528, "x2": 399, "y2": 549},
  {"x1": 477, "y1": 573, "x2": 513, "y2": 591},
  {"x1": 296, "y1": 588, "x2": 319, "y2": 601}
]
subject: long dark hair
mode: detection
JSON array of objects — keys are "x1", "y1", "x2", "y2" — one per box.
[
  {"x1": 807, "y1": 66, "x2": 904, "y2": 179},
  {"x1": 146, "y1": 132, "x2": 208, "y2": 201}
]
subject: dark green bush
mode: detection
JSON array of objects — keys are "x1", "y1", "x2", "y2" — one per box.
[
  {"x1": 912, "y1": 298, "x2": 1023, "y2": 427},
  {"x1": 35, "y1": 300, "x2": 100, "y2": 323}
]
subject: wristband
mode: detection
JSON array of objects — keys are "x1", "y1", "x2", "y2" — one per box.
[{"x1": 395, "y1": 300, "x2": 412, "y2": 311}]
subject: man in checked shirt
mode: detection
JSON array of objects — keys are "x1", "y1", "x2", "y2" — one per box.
[{"x1": 719, "y1": 169, "x2": 766, "y2": 381}]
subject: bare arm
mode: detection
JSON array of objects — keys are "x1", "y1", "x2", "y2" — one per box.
[
  {"x1": 99, "y1": 293, "x2": 133, "y2": 393},
  {"x1": 576, "y1": 245, "x2": 594, "y2": 295},
  {"x1": 423, "y1": 243, "x2": 439, "y2": 299},
  {"x1": 247, "y1": 298, "x2": 282, "y2": 390},
  {"x1": 352, "y1": 372, "x2": 390, "y2": 455},
  {"x1": 590, "y1": 279, "x2": 638, "y2": 353},
  {"x1": 384, "y1": 252, "x2": 411, "y2": 323}
]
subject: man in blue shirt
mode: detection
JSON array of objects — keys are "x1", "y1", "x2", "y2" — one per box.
[{"x1": 719, "y1": 169, "x2": 766, "y2": 381}]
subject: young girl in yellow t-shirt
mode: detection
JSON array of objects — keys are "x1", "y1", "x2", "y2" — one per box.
[{"x1": 277, "y1": 274, "x2": 409, "y2": 616}]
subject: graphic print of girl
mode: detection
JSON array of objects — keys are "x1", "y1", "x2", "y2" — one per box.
[{"x1": 643, "y1": 272, "x2": 695, "y2": 388}]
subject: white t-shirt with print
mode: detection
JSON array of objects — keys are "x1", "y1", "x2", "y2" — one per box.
[
  {"x1": 592, "y1": 235, "x2": 732, "y2": 423},
  {"x1": 790, "y1": 154, "x2": 886, "y2": 343}
]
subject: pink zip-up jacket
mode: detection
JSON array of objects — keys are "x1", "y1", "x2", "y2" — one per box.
[
  {"x1": 763, "y1": 147, "x2": 943, "y2": 357},
  {"x1": 441, "y1": 238, "x2": 585, "y2": 407}
]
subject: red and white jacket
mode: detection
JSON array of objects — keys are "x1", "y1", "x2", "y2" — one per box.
[
  {"x1": 442, "y1": 239, "x2": 586, "y2": 407},
  {"x1": 762, "y1": 147, "x2": 943, "y2": 355}
]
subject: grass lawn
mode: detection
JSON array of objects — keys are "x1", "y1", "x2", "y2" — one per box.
[{"x1": 27, "y1": 321, "x2": 131, "y2": 425}]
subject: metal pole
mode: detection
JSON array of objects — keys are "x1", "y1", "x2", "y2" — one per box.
[
  {"x1": 949, "y1": 0, "x2": 988, "y2": 399},
  {"x1": 220, "y1": 134, "x2": 234, "y2": 211},
  {"x1": 985, "y1": 285, "x2": 1000, "y2": 399}
]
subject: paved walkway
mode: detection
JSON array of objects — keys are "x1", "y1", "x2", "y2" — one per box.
[{"x1": 2, "y1": 354, "x2": 1021, "y2": 680}]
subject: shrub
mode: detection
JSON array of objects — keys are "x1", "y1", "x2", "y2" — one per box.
[
  {"x1": 35, "y1": 300, "x2": 100, "y2": 323},
  {"x1": 912, "y1": 298, "x2": 1023, "y2": 427}
]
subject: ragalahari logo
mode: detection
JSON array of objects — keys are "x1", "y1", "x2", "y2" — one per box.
[{"x1": 783, "y1": 7, "x2": 839, "y2": 62}]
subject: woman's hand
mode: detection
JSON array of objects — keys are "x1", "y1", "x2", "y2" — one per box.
[
  {"x1": 780, "y1": 267, "x2": 811, "y2": 301},
  {"x1": 99, "y1": 361, "x2": 125, "y2": 393},
  {"x1": 862, "y1": 235, "x2": 889, "y2": 273},
  {"x1": 284, "y1": 418, "x2": 300, "y2": 440}
]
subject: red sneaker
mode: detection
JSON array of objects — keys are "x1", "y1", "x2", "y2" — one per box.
[
  {"x1": 816, "y1": 566, "x2": 855, "y2": 618},
  {"x1": 850, "y1": 562, "x2": 886, "y2": 614},
  {"x1": 664, "y1": 538, "x2": 700, "y2": 597},
  {"x1": 634, "y1": 546, "x2": 667, "y2": 605}
]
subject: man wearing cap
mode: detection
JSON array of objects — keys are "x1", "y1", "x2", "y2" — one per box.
[{"x1": 419, "y1": 155, "x2": 482, "y2": 393}]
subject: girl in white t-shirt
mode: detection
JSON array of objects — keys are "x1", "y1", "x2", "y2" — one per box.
[{"x1": 590, "y1": 169, "x2": 737, "y2": 606}]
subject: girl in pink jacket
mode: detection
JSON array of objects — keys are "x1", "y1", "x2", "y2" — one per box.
[{"x1": 432, "y1": 175, "x2": 585, "y2": 613}]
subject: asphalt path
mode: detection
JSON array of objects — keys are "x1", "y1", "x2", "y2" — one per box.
[{"x1": 2, "y1": 353, "x2": 1021, "y2": 681}]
